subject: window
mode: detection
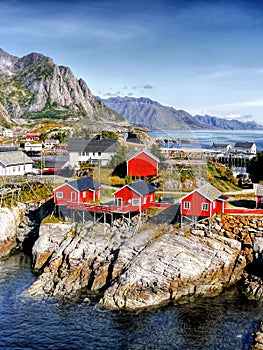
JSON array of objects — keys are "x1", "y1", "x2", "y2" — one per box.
[
  {"x1": 184, "y1": 201, "x2": 190, "y2": 210},
  {"x1": 261, "y1": 197, "x2": 263, "y2": 203},
  {"x1": 56, "y1": 192, "x2": 63, "y2": 199},
  {"x1": 202, "y1": 203, "x2": 208, "y2": 211},
  {"x1": 83, "y1": 191, "x2": 86, "y2": 198},
  {"x1": 150, "y1": 195, "x2": 153, "y2": 202},
  {"x1": 143, "y1": 197, "x2": 147, "y2": 204},
  {"x1": 98, "y1": 152, "x2": 101, "y2": 156},
  {"x1": 213, "y1": 201, "x2": 216, "y2": 209},
  {"x1": 132, "y1": 198, "x2": 140, "y2": 206}
]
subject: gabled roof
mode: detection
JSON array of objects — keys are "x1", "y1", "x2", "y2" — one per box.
[
  {"x1": 0, "y1": 151, "x2": 33, "y2": 166},
  {"x1": 212, "y1": 143, "x2": 230, "y2": 148},
  {"x1": 234, "y1": 142, "x2": 255, "y2": 148},
  {"x1": 54, "y1": 176, "x2": 100, "y2": 192},
  {"x1": 256, "y1": 184, "x2": 263, "y2": 196},
  {"x1": 126, "y1": 149, "x2": 160, "y2": 163},
  {"x1": 67, "y1": 137, "x2": 89, "y2": 152},
  {"x1": 84, "y1": 138, "x2": 116, "y2": 153},
  {"x1": 181, "y1": 183, "x2": 224, "y2": 202},
  {"x1": 127, "y1": 180, "x2": 156, "y2": 196}
]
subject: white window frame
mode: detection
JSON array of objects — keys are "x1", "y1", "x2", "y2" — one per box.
[
  {"x1": 56, "y1": 191, "x2": 63, "y2": 199},
  {"x1": 184, "y1": 201, "x2": 190, "y2": 210},
  {"x1": 202, "y1": 203, "x2": 209, "y2": 211},
  {"x1": 132, "y1": 198, "x2": 140, "y2": 206}
]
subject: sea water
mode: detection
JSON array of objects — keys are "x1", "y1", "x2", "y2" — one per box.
[
  {"x1": 149, "y1": 129, "x2": 263, "y2": 151},
  {"x1": 0, "y1": 254, "x2": 262, "y2": 350}
]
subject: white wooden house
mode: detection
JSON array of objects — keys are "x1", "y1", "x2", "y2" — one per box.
[
  {"x1": 68, "y1": 136, "x2": 116, "y2": 168},
  {"x1": 0, "y1": 151, "x2": 33, "y2": 176},
  {"x1": 233, "y1": 142, "x2": 256, "y2": 155}
]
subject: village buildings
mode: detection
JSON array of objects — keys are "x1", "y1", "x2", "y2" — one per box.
[
  {"x1": 0, "y1": 150, "x2": 33, "y2": 176},
  {"x1": 113, "y1": 180, "x2": 156, "y2": 212},
  {"x1": 126, "y1": 149, "x2": 159, "y2": 178},
  {"x1": 181, "y1": 183, "x2": 226, "y2": 225},
  {"x1": 54, "y1": 176, "x2": 101, "y2": 205},
  {"x1": 68, "y1": 136, "x2": 116, "y2": 169}
]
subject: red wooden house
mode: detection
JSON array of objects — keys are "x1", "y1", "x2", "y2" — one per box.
[
  {"x1": 256, "y1": 184, "x2": 263, "y2": 208},
  {"x1": 126, "y1": 150, "x2": 159, "y2": 178},
  {"x1": 181, "y1": 183, "x2": 226, "y2": 224},
  {"x1": 113, "y1": 180, "x2": 156, "y2": 212},
  {"x1": 54, "y1": 176, "x2": 100, "y2": 205}
]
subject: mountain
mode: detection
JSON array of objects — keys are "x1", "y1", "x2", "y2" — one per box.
[
  {"x1": 0, "y1": 49, "x2": 125, "y2": 128},
  {"x1": 98, "y1": 96, "x2": 263, "y2": 130}
]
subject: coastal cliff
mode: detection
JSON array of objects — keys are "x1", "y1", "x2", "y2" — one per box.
[
  {"x1": 0, "y1": 204, "x2": 26, "y2": 258},
  {"x1": 28, "y1": 220, "x2": 246, "y2": 310}
]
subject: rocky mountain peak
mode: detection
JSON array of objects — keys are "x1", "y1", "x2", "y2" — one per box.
[{"x1": 14, "y1": 52, "x2": 54, "y2": 72}]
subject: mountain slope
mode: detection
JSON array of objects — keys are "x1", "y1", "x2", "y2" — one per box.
[
  {"x1": 0, "y1": 49, "x2": 125, "y2": 126},
  {"x1": 98, "y1": 96, "x2": 207, "y2": 130},
  {"x1": 99, "y1": 96, "x2": 263, "y2": 130}
]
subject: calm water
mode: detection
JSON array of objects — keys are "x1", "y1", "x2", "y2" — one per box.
[
  {"x1": 149, "y1": 130, "x2": 263, "y2": 151},
  {"x1": 0, "y1": 254, "x2": 262, "y2": 350}
]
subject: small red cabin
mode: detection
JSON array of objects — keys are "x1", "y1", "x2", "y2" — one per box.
[
  {"x1": 54, "y1": 176, "x2": 100, "y2": 205},
  {"x1": 256, "y1": 184, "x2": 263, "y2": 209},
  {"x1": 126, "y1": 150, "x2": 159, "y2": 178},
  {"x1": 181, "y1": 183, "x2": 226, "y2": 222},
  {"x1": 113, "y1": 180, "x2": 156, "y2": 212}
]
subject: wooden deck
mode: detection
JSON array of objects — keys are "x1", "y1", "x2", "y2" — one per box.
[{"x1": 66, "y1": 201, "x2": 172, "y2": 214}]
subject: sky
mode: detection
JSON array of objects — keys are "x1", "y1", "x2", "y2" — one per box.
[{"x1": 1, "y1": 0, "x2": 263, "y2": 124}]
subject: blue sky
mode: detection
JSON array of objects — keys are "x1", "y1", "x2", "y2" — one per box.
[{"x1": 1, "y1": 0, "x2": 263, "y2": 124}]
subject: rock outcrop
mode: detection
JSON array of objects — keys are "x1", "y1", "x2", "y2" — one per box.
[
  {"x1": 250, "y1": 321, "x2": 263, "y2": 350},
  {"x1": 28, "y1": 220, "x2": 246, "y2": 310},
  {"x1": 0, "y1": 204, "x2": 26, "y2": 258}
]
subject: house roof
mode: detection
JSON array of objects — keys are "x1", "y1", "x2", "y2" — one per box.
[
  {"x1": 181, "y1": 183, "x2": 223, "y2": 203},
  {"x1": 67, "y1": 137, "x2": 90, "y2": 152},
  {"x1": 127, "y1": 180, "x2": 156, "y2": 196},
  {"x1": 0, "y1": 151, "x2": 33, "y2": 166},
  {"x1": 84, "y1": 138, "x2": 116, "y2": 153},
  {"x1": 234, "y1": 142, "x2": 255, "y2": 148},
  {"x1": 196, "y1": 183, "x2": 223, "y2": 202},
  {"x1": 256, "y1": 184, "x2": 263, "y2": 196},
  {"x1": 55, "y1": 176, "x2": 100, "y2": 192},
  {"x1": 126, "y1": 149, "x2": 160, "y2": 163},
  {"x1": 212, "y1": 143, "x2": 230, "y2": 148}
]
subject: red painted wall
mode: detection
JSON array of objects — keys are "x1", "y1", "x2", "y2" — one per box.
[
  {"x1": 114, "y1": 186, "x2": 155, "y2": 210},
  {"x1": 257, "y1": 196, "x2": 263, "y2": 208},
  {"x1": 181, "y1": 192, "x2": 211, "y2": 216},
  {"x1": 54, "y1": 184, "x2": 99, "y2": 205},
  {"x1": 127, "y1": 153, "x2": 158, "y2": 177},
  {"x1": 181, "y1": 191, "x2": 225, "y2": 217}
]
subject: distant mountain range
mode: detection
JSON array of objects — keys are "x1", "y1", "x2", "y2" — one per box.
[
  {"x1": 0, "y1": 48, "x2": 124, "y2": 128},
  {"x1": 98, "y1": 96, "x2": 263, "y2": 130}
]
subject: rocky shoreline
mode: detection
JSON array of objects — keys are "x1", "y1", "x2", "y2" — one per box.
[
  {"x1": 1, "y1": 206, "x2": 263, "y2": 313},
  {"x1": 27, "y1": 215, "x2": 250, "y2": 310}
]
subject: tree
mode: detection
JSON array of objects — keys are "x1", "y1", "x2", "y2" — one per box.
[{"x1": 247, "y1": 152, "x2": 263, "y2": 183}]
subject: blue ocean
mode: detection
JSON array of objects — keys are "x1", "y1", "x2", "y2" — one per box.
[{"x1": 149, "y1": 129, "x2": 263, "y2": 151}]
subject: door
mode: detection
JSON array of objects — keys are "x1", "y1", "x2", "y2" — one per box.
[{"x1": 71, "y1": 191, "x2": 77, "y2": 202}]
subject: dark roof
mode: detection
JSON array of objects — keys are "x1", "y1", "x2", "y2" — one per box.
[
  {"x1": 66, "y1": 176, "x2": 100, "y2": 192},
  {"x1": 67, "y1": 137, "x2": 89, "y2": 152},
  {"x1": 196, "y1": 183, "x2": 223, "y2": 202},
  {"x1": 0, "y1": 146, "x2": 18, "y2": 152},
  {"x1": 126, "y1": 149, "x2": 160, "y2": 163},
  {"x1": 234, "y1": 142, "x2": 255, "y2": 148},
  {"x1": 128, "y1": 180, "x2": 156, "y2": 196},
  {"x1": 256, "y1": 184, "x2": 263, "y2": 196},
  {"x1": 212, "y1": 143, "x2": 230, "y2": 148},
  {"x1": 84, "y1": 138, "x2": 116, "y2": 153}
]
